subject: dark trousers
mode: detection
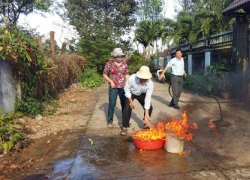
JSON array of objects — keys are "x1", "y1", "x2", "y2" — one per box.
[
  {"x1": 170, "y1": 75, "x2": 183, "y2": 106},
  {"x1": 108, "y1": 87, "x2": 125, "y2": 124},
  {"x1": 122, "y1": 93, "x2": 153, "y2": 127}
]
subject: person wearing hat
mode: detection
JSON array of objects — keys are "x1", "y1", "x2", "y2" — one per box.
[
  {"x1": 121, "y1": 66, "x2": 154, "y2": 136},
  {"x1": 103, "y1": 48, "x2": 129, "y2": 128}
]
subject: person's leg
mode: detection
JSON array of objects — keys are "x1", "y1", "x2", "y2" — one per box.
[
  {"x1": 176, "y1": 77, "x2": 183, "y2": 100},
  {"x1": 118, "y1": 88, "x2": 125, "y2": 111},
  {"x1": 171, "y1": 76, "x2": 180, "y2": 108},
  {"x1": 169, "y1": 98, "x2": 174, "y2": 106},
  {"x1": 121, "y1": 95, "x2": 134, "y2": 135},
  {"x1": 122, "y1": 95, "x2": 133, "y2": 128},
  {"x1": 107, "y1": 87, "x2": 118, "y2": 125}
]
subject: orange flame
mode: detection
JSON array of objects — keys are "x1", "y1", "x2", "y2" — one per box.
[
  {"x1": 209, "y1": 119, "x2": 216, "y2": 129},
  {"x1": 165, "y1": 111, "x2": 198, "y2": 141},
  {"x1": 179, "y1": 150, "x2": 191, "y2": 156},
  {"x1": 132, "y1": 122, "x2": 165, "y2": 141},
  {"x1": 209, "y1": 119, "x2": 218, "y2": 136}
]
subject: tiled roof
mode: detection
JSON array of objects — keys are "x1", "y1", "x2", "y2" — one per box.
[{"x1": 223, "y1": 0, "x2": 250, "y2": 15}]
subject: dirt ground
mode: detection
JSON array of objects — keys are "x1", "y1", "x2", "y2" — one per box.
[{"x1": 0, "y1": 84, "x2": 100, "y2": 180}]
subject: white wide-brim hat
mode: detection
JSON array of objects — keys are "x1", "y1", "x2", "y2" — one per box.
[
  {"x1": 111, "y1": 48, "x2": 125, "y2": 58},
  {"x1": 136, "y1": 66, "x2": 152, "y2": 79}
]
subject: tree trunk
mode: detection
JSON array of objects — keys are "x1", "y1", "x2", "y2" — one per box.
[
  {"x1": 60, "y1": 42, "x2": 67, "y2": 55},
  {"x1": 38, "y1": 36, "x2": 44, "y2": 52},
  {"x1": 50, "y1": 31, "x2": 56, "y2": 57}
]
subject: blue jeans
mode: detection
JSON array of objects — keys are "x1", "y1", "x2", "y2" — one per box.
[{"x1": 108, "y1": 87, "x2": 125, "y2": 124}]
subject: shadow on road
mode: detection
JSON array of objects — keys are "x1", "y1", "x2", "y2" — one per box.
[{"x1": 99, "y1": 103, "x2": 144, "y2": 128}]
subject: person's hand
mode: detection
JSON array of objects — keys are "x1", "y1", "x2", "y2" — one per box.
[
  {"x1": 110, "y1": 81, "x2": 116, "y2": 88},
  {"x1": 129, "y1": 101, "x2": 135, "y2": 110},
  {"x1": 144, "y1": 114, "x2": 150, "y2": 124},
  {"x1": 158, "y1": 75, "x2": 162, "y2": 81}
]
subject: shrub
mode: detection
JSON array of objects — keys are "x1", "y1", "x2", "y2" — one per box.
[
  {"x1": 35, "y1": 54, "x2": 86, "y2": 99},
  {"x1": 0, "y1": 110, "x2": 24, "y2": 154},
  {"x1": 15, "y1": 97, "x2": 43, "y2": 117},
  {"x1": 127, "y1": 52, "x2": 146, "y2": 73},
  {"x1": 183, "y1": 75, "x2": 212, "y2": 95},
  {"x1": 164, "y1": 72, "x2": 172, "y2": 82},
  {"x1": 79, "y1": 68, "x2": 104, "y2": 88}
]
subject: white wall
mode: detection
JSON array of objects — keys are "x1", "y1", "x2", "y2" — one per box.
[{"x1": 0, "y1": 60, "x2": 16, "y2": 113}]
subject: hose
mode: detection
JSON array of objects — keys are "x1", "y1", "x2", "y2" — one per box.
[{"x1": 168, "y1": 76, "x2": 223, "y2": 121}]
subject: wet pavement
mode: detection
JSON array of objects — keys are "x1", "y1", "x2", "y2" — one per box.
[{"x1": 49, "y1": 80, "x2": 250, "y2": 179}]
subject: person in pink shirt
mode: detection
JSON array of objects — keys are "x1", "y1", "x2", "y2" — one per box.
[{"x1": 103, "y1": 48, "x2": 129, "y2": 128}]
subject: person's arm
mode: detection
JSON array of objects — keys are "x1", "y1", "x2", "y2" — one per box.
[
  {"x1": 184, "y1": 70, "x2": 187, "y2": 77},
  {"x1": 124, "y1": 63, "x2": 130, "y2": 81},
  {"x1": 158, "y1": 66, "x2": 170, "y2": 80},
  {"x1": 124, "y1": 77, "x2": 134, "y2": 109},
  {"x1": 125, "y1": 74, "x2": 129, "y2": 81},
  {"x1": 103, "y1": 74, "x2": 115, "y2": 88},
  {"x1": 144, "y1": 82, "x2": 154, "y2": 123},
  {"x1": 103, "y1": 61, "x2": 115, "y2": 88}
]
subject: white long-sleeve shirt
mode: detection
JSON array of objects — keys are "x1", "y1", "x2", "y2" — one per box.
[{"x1": 124, "y1": 74, "x2": 154, "y2": 109}]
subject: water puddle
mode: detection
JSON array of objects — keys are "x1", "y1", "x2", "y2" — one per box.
[{"x1": 50, "y1": 155, "x2": 96, "y2": 180}]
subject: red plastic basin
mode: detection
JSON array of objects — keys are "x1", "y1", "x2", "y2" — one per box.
[{"x1": 132, "y1": 130, "x2": 165, "y2": 150}]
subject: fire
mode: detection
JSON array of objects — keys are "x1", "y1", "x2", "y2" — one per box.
[
  {"x1": 209, "y1": 119, "x2": 216, "y2": 129},
  {"x1": 209, "y1": 119, "x2": 218, "y2": 136},
  {"x1": 179, "y1": 150, "x2": 191, "y2": 156},
  {"x1": 132, "y1": 122, "x2": 165, "y2": 141},
  {"x1": 165, "y1": 111, "x2": 198, "y2": 141}
]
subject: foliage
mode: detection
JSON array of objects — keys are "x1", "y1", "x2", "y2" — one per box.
[
  {"x1": 136, "y1": 0, "x2": 164, "y2": 21},
  {"x1": 0, "y1": 110, "x2": 24, "y2": 154},
  {"x1": 204, "y1": 61, "x2": 233, "y2": 93},
  {"x1": 0, "y1": 0, "x2": 53, "y2": 27},
  {"x1": 15, "y1": 97, "x2": 43, "y2": 117},
  {"x1": 0, "y1": 27, "x2": 86, "y2": 118},
  {"x1": 64, "y1": 0, "x2": 137, "y2": 73},
  {"x1": 127, "y1": 52, "x2": 146, "y2": 73},
  {"x1": 183, "y1": 60, "x2": 233, "y2": 96},
  {"x1": 0, "y1": 27, "x2": 44, "y2": 63},
  {"x1": 35, "y1": 54, "x2": 86, "y2": 99},
  {"x1": 79, "y1": 68, "x2": 104, "y2": 88},
  {"x1": 164, "y1": 72, "x2": 171, "y2": 82},
  {"x1": 64, "y1": 0, "x2": 137, "y2": 38},
  {"x1": 135, "y1": 19, "x2": 168, "y2": 59},
  {"x1": 0, "y1": 27, "x2": 54, "y2": 100},
  {"x1": 76, "y1": 37, "x2": 116, "y2": 74},
  {"x1": 135, "y1": 20, "x2": 158, "y2": 48},
  {"x1": 42, "y1": 38, "x2": 61, "y2": 56},
  {"x1": 170, "y1": 0, "x2": 235, "y2": 45},
  {"x1": 183, "y1": 75, "x2": 212, "y2": 95},
  {"x1": 43, "y1": 99, "x2": 59, "y2": 116}
]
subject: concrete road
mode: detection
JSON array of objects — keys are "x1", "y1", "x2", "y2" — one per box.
[{"x1": 51, "y1": 79, "x2": 250, "y2": 179}]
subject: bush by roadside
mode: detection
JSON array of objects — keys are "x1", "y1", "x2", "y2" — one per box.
[{"x1": 78, "y1": 68, "x2": 104, "y2": 88}]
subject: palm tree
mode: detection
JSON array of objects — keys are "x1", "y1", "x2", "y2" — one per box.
[
  {"x1": 134, "y1": 20, "x2": 160, "y2": 60},
  {"x1": 166, "y1": 0, "x2": 234, "y2": 46}
]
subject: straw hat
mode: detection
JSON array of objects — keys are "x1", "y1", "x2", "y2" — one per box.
[
  {"x1": 136, "y1": 66, "x2": 152, "y2": 79},
  {"x1": 111, "y1": 48, "x2": 125, "y2": 58}
]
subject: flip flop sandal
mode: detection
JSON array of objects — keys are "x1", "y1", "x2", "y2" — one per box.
[
  {"x1": 144, "y1": 123, "x2": 150, "y2": 130},
  {"x1": 107, "y1": 124, "x2": 113, "y2": 128},
  {"x1": 120, "y1": 127, "x2": 127, "y2": 136}
]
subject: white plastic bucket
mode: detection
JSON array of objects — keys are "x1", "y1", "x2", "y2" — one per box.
[{"x1": 165, "y1": 132, "x2": 184, "y2": 153}]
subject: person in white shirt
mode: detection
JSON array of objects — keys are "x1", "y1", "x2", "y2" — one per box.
[
  {"x1": 158, "y1": 49, "x2": 187, "y2": 109},
  {"x1": 120, "y1": 66, "x2": 154, "y2": 136}
]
